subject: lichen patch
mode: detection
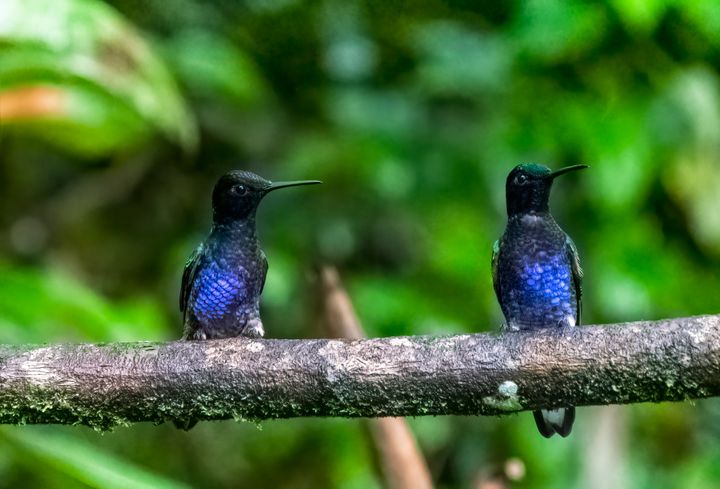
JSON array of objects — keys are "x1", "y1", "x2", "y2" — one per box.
[{"x1": 483, "y1": 380, "x2": 522, "y2": 412}]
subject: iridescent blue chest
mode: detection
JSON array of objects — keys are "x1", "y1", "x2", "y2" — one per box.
[
  {"x1": 495, "y1": 215, "x2": 579, "y2": 330},
  {"x1": 182, "y1": 222, "x2": 267, "y2": 339},
  {"x1": 192, "y1": 261, "x2": 249, "y2": 320}
]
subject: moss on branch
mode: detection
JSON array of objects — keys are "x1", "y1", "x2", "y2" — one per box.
[{"x1": 0, "y1": 315, "x2": 718, "y2": 431}]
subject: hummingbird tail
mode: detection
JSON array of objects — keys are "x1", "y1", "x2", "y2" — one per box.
[
  {"x1": 533, "y1": 407, "x2": 575, "y2": 438},
  {"x1": 173, "y1": 418, "x2": 198, "y2": 431}
]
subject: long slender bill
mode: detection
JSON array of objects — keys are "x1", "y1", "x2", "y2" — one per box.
[
  {"x1": 267, "y1": 180, "x2": 322, "y2": 192},
  {"x1": 547, "y1": 165, "x2": 589, "y2": 179}
]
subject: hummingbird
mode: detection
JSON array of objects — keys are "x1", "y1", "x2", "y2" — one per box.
[
  {"x1": 491, "y1": 163, "x2": 587, "y2": 438},
  {"x1": 180, "y1": 170, "x2": 321, "y2": 341}
]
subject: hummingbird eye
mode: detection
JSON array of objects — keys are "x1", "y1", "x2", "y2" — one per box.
[
  {"x1": 231, "y1": 184, "x2": 248, "y2": 196},
  {"x1": 515, "y1": 174, "x2": 528, "y2": 185}
]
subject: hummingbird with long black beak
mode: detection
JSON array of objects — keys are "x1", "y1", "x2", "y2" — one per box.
[
  {"x1": 180, "y1": 170, "x2": 321, "y2": 341},
  {"x1": 492, "y1": 163, "x2": 587, "y2": 438}
]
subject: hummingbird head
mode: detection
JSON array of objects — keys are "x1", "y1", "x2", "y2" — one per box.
[
  {"x1": 505, "y1": 163, "x2": 587, "y2": 217},
  {"x1": 212, "y1": 170, "x2": 321, "y2": 223}
]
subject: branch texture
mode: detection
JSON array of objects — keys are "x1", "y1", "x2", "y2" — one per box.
[{"x1": 0, "y1": 315, "x2": 718, "y2": 429}]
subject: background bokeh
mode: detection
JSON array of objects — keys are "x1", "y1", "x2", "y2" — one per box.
[{"x1": 2, "y1": 0, "x2": 720, "y2": 487}]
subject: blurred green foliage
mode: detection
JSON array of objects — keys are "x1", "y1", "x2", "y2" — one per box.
[
  {"x1": 0, "y1": 0, "x2": 196, "y2": 155},
  {"x1": 1, "y1": 0, "x2": 720, "y2": 488}
]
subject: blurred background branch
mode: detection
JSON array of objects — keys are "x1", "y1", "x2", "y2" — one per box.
[
  {"x1": 319, "y1": 265, "x2": 434, "y2": 489},
  {"x1": 0, "y1": 314, "x2": 718, "y2": 429}
]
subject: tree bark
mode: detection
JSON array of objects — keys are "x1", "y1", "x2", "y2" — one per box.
[{"x1": 0, "y1": 314, "x2": 718, "y2": 430}]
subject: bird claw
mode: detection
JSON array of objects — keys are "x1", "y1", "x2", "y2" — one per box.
[
  {"x1": 242, "y1": 319, "x2": 265, "y2": 338},
  {"x1": 191, "y1": 329, "x2": 207, "y2": 340},
  {"x1": 556, "y1": 316, "x2": 576, "y2": 328}
]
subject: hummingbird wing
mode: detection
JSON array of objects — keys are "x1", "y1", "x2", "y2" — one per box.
[
  {"x1": 491, "y1": 239, "x2": 501, "y2": 300},
  {"x1": 180, "y1": 242, "x2": 205, "y2": 322},
  {"x1": 565, "y1": 236, "x2": 583, "y2": 323}
]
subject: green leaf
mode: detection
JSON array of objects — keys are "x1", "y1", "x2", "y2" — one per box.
[
  {"x1": 164, "y1": 29, "x2": 270, "y2": 107},
  {"x1": 680, "y1": 0, "x2": 720, "y2": 45},
  {"x1": 513, "y1": 0, "x2": 608, "y2": 62},
  {"x1": 0, "y1": 0, "x2": 196, "y2": 155},
  {"x1": 0, "y1": 264, "x2": 169, "y2": 343},
  {"x1": 610, "y1": 0, "x2": 669, "y2": 34},
  {"x1": 411, "y1": 21, "x2": 512, "y2": 95},
  {"x1": 1, "y1": 427, "x2": 191, "y2": 489}
]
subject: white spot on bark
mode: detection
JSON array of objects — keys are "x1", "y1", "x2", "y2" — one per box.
[
  {"x1": 318, "y1": 341, "x2": 343, "y2": 383},
  {"x1": 389, "y1": 338, "x2": 413, "y2": 347},
  {"x1": 434, "y1": 335, "x2": 470, "y2": 349},
  {"x1": 688, "y1": 329, "x2": 706, "y2": 345},
  {"x1": 498, "y1": 380, "x2": 518, "y2": 398},
  {"x1": 246, "y1": 342, "x2": 264, "y2": 352},
  {"x1": 483, "y1": 380, "x2": 522, "y2": 412}
]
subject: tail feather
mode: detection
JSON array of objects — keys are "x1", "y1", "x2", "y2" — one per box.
[
  {"x1": 173, "y1": 418, "x2": 198, "y2": 431},
  {"x1": 533, "y1": 407, "x2": 575, "y2": 438}
]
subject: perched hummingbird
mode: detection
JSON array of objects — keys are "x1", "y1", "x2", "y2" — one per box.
[
  {"x1": 492, "y1": 163, "x2": 587, "y2": 438},
  {"x1": 180, "y1": 170, "x2": 321, "y2": 341}
]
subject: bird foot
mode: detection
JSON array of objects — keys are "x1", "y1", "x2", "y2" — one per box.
[
  {"x1": 556, "y1": 316, "x2": 577, "y2": 328},
  {"x1": 190, "y1": 329, "x2": 207, "y2": 340},
  {"x1": 242, "y1": 319, "x2": 265, "y2": 338}
]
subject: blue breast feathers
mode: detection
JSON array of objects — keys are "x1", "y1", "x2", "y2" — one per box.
[
  {"x1": 191, "y1": 262, "x2": 246, "y2": 320},
  {"x1": 505, "y1": 251, "x2": 576, "y2": 328}
]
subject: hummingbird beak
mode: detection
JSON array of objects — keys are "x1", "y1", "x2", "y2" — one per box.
[
  {"x1": 265, "y1": 180, "x2": 322, "y2": 192},
  {"x1": 547, "y1": 165, "x2": 589, "y2": 180}
]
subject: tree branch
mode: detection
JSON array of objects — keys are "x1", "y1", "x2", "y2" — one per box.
[{"x1": 0, "y1": 314, "x2": 718, "y2": 430}]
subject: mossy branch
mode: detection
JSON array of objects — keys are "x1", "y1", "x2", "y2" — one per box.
[{"x1": 0, "y1": 314, "x2": 718, "y2": 430}]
